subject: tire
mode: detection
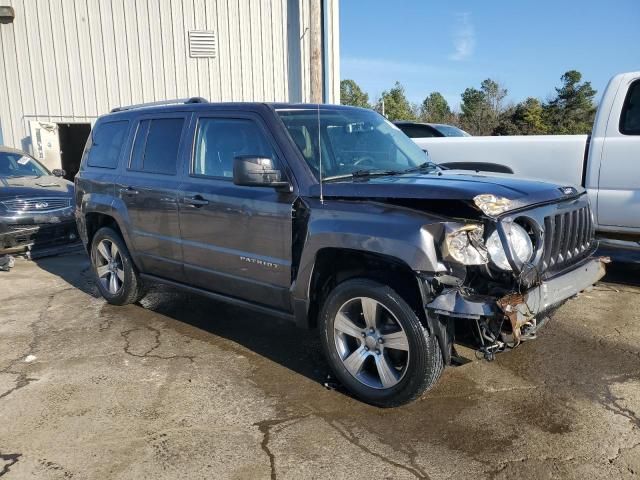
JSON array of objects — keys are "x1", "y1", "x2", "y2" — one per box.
[
  {"x1": 90, "y1": 226, "x2": 145, "y2": 305},
  {"x1": 319, "y1": 278, "x2": 443, "y2": 407}
]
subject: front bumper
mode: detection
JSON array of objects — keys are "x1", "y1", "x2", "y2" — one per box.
[
  {"x1": 0, "y1": 208, "x2": 79, "y2": 253},
  {"x1": 427, "y1": 256, "x2": 607, "y2": 348}
]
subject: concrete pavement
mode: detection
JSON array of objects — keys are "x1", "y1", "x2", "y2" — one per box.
[{"x1": 1, "y1": 253, "x2": 639, "y2": 479}]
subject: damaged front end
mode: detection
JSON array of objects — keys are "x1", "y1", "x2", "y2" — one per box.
[{"x1": 421, "y1": 193, "x2": 607, "y2": 361}]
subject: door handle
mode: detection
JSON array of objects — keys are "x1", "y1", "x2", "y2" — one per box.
[
  {"x1": 119, "y1": 187, "x2": 139, "y2": 196},
  {"x1": 184, "y1": 195, "x2": 209, "y2": 207}
]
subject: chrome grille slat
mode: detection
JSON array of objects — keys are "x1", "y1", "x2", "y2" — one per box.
[
  {"x1": 1, "y1": 197, "x2": 71, "y2": 213},
  {"x1": 551, "y1": 213, "x2": 564, "y2": 265},
  {"x1": 542, "y1": 216, "x2": 554, "y2": 269},
  {"x1": 568, "y1": 210, "x2": 578, "y2": 257},
  {"x1": 542, "y1": 205, "x2": 594, "y2": 273}
]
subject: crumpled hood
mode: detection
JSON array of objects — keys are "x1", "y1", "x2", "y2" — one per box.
[
  {"x1": 309, "y1": 170, "x2": 584, "y2": 211},
  {"x1": 0, "y1": 175, "x2": 74, "y2": 200}
]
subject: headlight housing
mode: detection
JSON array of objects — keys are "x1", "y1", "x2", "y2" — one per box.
[
  {"x1": 445, "y1": 224, "x2": 488, "y2": 265},
  {"x1": 474, "y1": 194, "x2": 512, "y2": 216},
  {"x1": 486, "y1": 222, "x2": 534, "y2": 270}
]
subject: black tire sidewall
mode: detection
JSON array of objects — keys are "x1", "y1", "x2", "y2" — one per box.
[
  {"x1": 319, "y1": 278, "x2": 440, "y2": 407},
  {"x1": 90, "y1": 227, "x2": 141, "y2": 305}
]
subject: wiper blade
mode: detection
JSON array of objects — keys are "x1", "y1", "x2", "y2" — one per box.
[
  {"x1": 401, "y1": 162, "x2": 440, "y2": 174},
  {"x1": 352, "y1": 169, "x2": 401, "y2": 177},
  {"x1": 324, "y1": 169, "x2": 401, "y2": 182}
]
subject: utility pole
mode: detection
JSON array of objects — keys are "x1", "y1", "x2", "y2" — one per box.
[{"x1": 309, "y1": 0, "x2": 323, "y2": 103}]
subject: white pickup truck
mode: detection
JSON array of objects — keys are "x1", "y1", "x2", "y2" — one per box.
[{"x1": 412, "y1": 71, "x2": 640, "y2": 253}]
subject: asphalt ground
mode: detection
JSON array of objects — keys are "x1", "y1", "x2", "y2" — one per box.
[{"x1": 1, "y1": 252, "x2": 639, "y2": 479}]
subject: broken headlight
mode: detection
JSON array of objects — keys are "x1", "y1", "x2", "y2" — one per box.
[
  {"x1": 474, "y1": 194, "x2": 512, "y2": 216},
  {"x1": 486, "y1": 223, "x2": 533, "y2": 270},
  {"x1": 445, "y1": 225, "x2": 488, "y2": 265}
]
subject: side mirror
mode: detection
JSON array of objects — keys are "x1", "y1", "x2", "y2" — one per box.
[
  {"x1": 52, "y1": 169, "x2": 66, "y2": 177},
  {"x1": 233, "y1": 156, "x2": 290, "y2": 190}
]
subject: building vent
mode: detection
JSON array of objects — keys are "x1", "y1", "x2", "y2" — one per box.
[{"x1": 188, "y1": 30, "x2": 216, "y2": 58}]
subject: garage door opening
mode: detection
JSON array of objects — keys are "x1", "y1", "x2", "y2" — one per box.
[{"x1": 57, "y1": 123, "x2": 91, "y2": 180}]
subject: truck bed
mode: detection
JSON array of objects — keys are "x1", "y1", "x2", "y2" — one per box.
[{"x1": 414, "y1": 135, "x2": 589, "y2": 187}]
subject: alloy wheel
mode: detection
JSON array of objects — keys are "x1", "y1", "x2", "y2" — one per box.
[
  {"x1": 333, "y1": 297, "x2": 410, "y2": 389},
  {"x1": 94, "y1": 239, "x2": 125, "y2": 295}
]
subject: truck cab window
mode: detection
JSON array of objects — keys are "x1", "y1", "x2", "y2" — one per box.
[{"x1": 620, "y1": 80, "x2": 640, "y2": 135}]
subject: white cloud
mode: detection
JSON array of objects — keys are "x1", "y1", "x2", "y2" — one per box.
[
  {"x1": 449, "y1": 12, "x2": 475, "y2": 61},
  {"x1": 341, "y1": 57, "x2": 457, "y2": 77}
]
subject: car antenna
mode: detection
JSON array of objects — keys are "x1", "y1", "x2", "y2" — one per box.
[{"x1": 317, "y1": 102, "x2": 324, "y2": 205}]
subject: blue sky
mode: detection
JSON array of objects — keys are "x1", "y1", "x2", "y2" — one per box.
[{"x1": 339, "y1": 0, "x2": 640, "y2": 109}]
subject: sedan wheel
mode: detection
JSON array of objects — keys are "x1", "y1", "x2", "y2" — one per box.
[
  {"x1": 94, "y1": 239, "x2": 125, "y2": 295},
  {"x1": 333, "y1": 296, "x2": 410, "y2": 389}
]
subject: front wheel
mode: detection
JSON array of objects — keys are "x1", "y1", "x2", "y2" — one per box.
[{"x1": 319, "y1": 278, "x2": 443, "y2": 407}]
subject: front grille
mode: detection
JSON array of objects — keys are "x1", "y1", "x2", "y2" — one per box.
[
  {"x1": 541, "y1": 205, "x2": 595, "y2": 271},
  {"x1": 6, "y1": 224, "x2": 39, "y2": 232},
  {"x1": 1, "y1": 197, "x2": 71, "y2": 213}
]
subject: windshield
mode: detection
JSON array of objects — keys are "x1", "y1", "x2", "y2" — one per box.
[
  {"x1": 0, "y1": 151, "x2": 50, "y2": 178},
  {"x1": 432, "y1": 124, "x2": 471, "y2": 137},
  {"x1": 277, "y1": 108, "x2": 431, "y2": 180}
]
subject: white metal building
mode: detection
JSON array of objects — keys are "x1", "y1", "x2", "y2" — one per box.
[{"x1": 0, "y1": 0, "x2": 339, "y2": 177}]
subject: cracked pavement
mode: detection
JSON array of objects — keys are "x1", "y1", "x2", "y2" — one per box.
[{"x1": 1, "y1": 253, "x2": 639, "y2": 479}]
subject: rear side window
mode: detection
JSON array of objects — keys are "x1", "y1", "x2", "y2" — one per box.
[
  {"x1": 130, "y1": 117, "x2": 185, "y2": 174},
  {"x1": 620, "y1": 80, "x2": 640, "y2": 135},
  {"x1": 192, "y1": 118, "x2": 276, "y2": 178},
  {"x1": 87, "y1": 121, "x2": 129, "y2": 168}
]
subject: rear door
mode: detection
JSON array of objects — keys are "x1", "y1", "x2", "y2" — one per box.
[
  {"x1": 178, "y1": 112, "x2": 294, "y2": 310},
  {"x1": 597, "y1": 78, "x2": 640, "y2": 229},
  {"x1": 115, "y1": 113, "x2": 191, "y2": 281}
]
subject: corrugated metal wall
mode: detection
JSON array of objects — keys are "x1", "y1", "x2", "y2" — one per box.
[{"x1": 0, "y1": 0, "x2": 339, "y2": 153}]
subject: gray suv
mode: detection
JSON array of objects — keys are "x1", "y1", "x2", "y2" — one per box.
[{"x1": 75, "y1": 99, "x2": 605, "y2": 406}]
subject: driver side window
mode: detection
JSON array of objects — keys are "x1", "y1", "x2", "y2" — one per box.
[{"x1": 193, "y1": 118, "x2": 277, "y2": 178}]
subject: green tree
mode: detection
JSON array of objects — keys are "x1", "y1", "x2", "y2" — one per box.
[
  {"x1": 459, "y1": 79, "x2": 508, "y2": 135},
  {"x1": 518, "y1": 97, "x2": 548, "y2": 134},
  {"x1": 493, "y1": 105, "x2": 520, "y2": 136},
  {"x1": 494, "y1": 98, "x2": 549, "y2": 135},
  {"x1": 376, "y1": 82, "x2": 416, "y2": 121},
  {"x1": 340, "y1": 79, "x2": 371, "y2": 108},
  {"x1": 420, "y1": 92, "x2": 452, "y2": 123},
  {"x1": 481, "y1": 79, "x2": 508, "y2": 116},
  {"x1": 460, "y1": 87, "x2": 490, "y2": 134},
  {"x1": 544, "y1": 70, "x2": 597, "y2": 134}
]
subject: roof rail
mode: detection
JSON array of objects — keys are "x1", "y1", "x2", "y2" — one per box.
[{"x1": 110, "y1": 97, "x2": 208, "y2": 113}]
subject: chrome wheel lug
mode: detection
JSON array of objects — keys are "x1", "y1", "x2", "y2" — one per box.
[
  {"x1": 364, "y1": 346, "x2": 369, "y2": 351},
  {"x1": 375, "y1": 349, "x2": 381, "y2": 355},
  {"x1": 378, "y1": 337, "x2": 384, "y2": 344},
  {"x1": 361, "y1": 332, "x2": 366, "y2": 337},
  {"x1": 369, "y1": 328, "x2": 375, "y2": 334}
]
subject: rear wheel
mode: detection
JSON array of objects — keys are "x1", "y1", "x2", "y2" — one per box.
[
  {"x1": 90, "y1": 227, "x2": 145, "y2": 305},
  {"x1": 319, "y1": 278, "x2": 443, "y2": 407}
]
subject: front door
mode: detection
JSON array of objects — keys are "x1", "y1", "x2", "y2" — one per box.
[
  {"x1": 597, "y1": 78, "x2": 640, "y2": 230},
  {"x1": 116, "y1": 114, "x2": 190, "y2": 281},
  {"x1": 178, "y1": 114, "x2": 294, "y2": 311}
]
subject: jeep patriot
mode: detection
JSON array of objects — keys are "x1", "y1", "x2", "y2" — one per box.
[{"x1": 75, "y1": 99, "x2": 606, "y2": 406}]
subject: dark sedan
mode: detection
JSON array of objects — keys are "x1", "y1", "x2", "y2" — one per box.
[
  {"x1": 0, "y1": 147, "x2": 78, "y2": 256},
  {"x1": 394, "y1": 121, "x2": 471, "y2": 138}
]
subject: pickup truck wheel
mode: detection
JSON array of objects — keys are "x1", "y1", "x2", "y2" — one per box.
[
  {"x1": 320, "y1": 278, "x2": 443, "y2": 407},
  {"x1": 90, "y1": 227, "x2": 145, "y2": 305}
]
